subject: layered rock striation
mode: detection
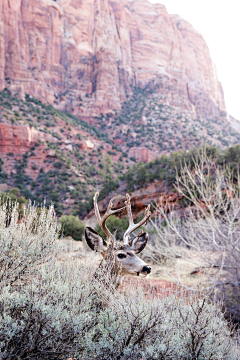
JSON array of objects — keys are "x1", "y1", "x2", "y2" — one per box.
[{"x1": 0, "y1": 0, "x2": 226, "y2": 120}]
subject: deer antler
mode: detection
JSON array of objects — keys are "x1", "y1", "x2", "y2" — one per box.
[
  {"x1": 93, "y1": 192, "x2": 126, "y2": 242},
  {"x1": 123, "y1": 194, "x2": 151, "y2": 244}
]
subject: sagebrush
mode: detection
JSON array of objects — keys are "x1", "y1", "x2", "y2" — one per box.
[
  {"x1": 1, "y1": 263, "x2": 239, "y2": 359},
  {"x1": 0, "y1": 200, "x2": 58, "y2": 288},
  {"x1": 0, "y1": 198, "x2": 239, "y2": 359}
]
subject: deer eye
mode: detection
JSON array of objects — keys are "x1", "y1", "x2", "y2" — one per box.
[{"x1": 117, "y1": 253, "x2": 126, "y2": 259}]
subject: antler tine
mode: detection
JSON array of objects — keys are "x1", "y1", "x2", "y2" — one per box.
[
  {"x1": 123, "y1": 194, "x2": 151, "y2": 244},
  {"x1": 93, "y1": 192, "x2": 126, "y2": 240}
]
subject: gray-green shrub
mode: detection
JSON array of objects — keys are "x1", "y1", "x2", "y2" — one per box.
[
  {"x1": 0, "y1": 260, "x2": 239, "y2": 359},
  {"x1": 0, "y1": 200, "x2": 58, "y2": 287},
  {"x1": 0, "y1": 198, "x2": 239, "y2": 359},
  {"x1": 77, "y1": 289, "x2": 238, "y2": 360},
  {"x1": 0, "y1": 263, "x2": 94, "y2": 359}
]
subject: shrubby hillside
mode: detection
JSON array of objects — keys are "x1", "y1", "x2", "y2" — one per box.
[
  {"x1": 94, "y1": 82, "x2": 240, "y2": 155},
  {"x1": 1, "y1": 88, "x2": 240, "y2": 221},
  {"x1": 88, "y1": 144, "x2": 240, "y2": 220},
  {"x1": 0, "y1": 89, "x2": 127, "y2": 217}
]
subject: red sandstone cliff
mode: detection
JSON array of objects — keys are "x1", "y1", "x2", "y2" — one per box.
[{"x1": 0, "y1": 0, "x2": 226, "y2": 119}]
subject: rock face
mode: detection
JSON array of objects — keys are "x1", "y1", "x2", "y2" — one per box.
[
  {"x1": 129, "y1": 147, "x2": 155, "y2": 162},
  {"x1": 0, "y1": 0, "x2": 226, "y2": 119},
  {"x1": 0, "y1": 122, "x2": 57, "y2": 180},
  {"x1": 0, "y1": 123, "x2": 40, "y2": 155}
]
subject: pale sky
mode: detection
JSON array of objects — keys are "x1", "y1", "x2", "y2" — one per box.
[{"x1": 149, "y1": 0, "x2": 240, "y2": 120}]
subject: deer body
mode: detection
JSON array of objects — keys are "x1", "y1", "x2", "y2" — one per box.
[{"x1": 85, "y1": 193, "x2": 151, "y2": 290}]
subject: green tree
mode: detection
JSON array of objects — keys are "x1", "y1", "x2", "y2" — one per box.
[
  {"x1": 99, "y1": 155, "x2": 117, "y2": 199},
  {"x1": 59, "y1": 215, "x2": 84, "y2": 241}
]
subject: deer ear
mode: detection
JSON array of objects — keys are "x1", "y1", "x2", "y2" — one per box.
[
  {"x1": 85, "y1": 226, "x2": 108, "y2": 254},
  {"x1": 129, "y1": 232, "x2": 148, "y2": 254}
]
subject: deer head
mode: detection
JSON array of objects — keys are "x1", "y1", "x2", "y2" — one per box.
[{"x1": 85, "y1": 192, "x2": 151, "y2": 286}]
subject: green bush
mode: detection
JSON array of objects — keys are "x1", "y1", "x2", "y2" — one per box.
[
  {"x1": 53, "y1": 161, "x2": 62, "y2": 169},
  {"x1": 107, "y1": 150, "x2": 117, "y2": 156},
  {"x1": 59, "y1": 215, "x2": 84, "y2": 240}
]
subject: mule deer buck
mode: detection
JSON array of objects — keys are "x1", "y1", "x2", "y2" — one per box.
[{"x1": 85, "y1": 192, "x2": 151, "y2": 290}]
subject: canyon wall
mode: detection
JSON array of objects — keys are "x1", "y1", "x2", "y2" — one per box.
[{"x1": 0, "y1": 0, "x2": 226, "y2": 119}]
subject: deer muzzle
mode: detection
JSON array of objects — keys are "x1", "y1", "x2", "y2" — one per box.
[
  {"x1": 142, "y1": 265, "x2": 151, "y2": 274},
  {"x1": 137, "y1": 265, "x2": 151, "y2": 277}
]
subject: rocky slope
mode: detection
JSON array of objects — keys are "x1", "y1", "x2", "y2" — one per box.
[
  {"x1": 1, "y1": 89, "x2": 240, "y2": 221},
  {"x1": 0, "y1": 0, "x2": 240, "y2": 219},
  {"x1": 0, "y1": 89, "x2": 128, "y2": 216},
  {"x1": 0, "y1": 0, "x2": 226, "y2": 120},
  {"x1": 93, "y1": 84, "x2": 240, "y2": 158}
]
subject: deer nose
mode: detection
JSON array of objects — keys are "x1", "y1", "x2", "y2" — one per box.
[{"x1": 142, "y1": 266, "x2": 151, "y2": 274}]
